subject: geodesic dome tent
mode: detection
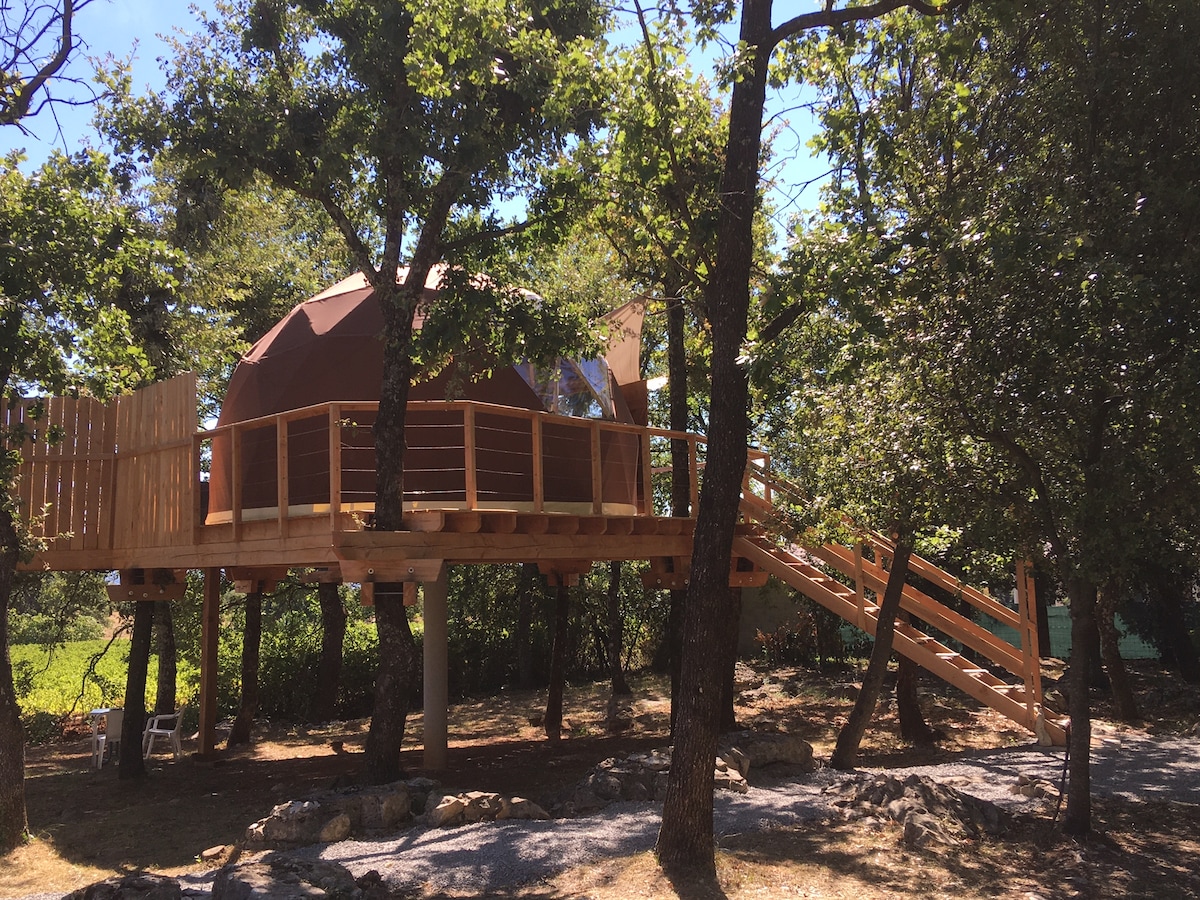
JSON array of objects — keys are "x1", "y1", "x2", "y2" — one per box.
[{"x1": 206, "y1": 271, "x2": 645, "y2": 522}]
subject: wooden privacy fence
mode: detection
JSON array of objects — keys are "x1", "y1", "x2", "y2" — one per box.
[{"x1": 6, "y1": 373, "x2": 197, "y2": 564}]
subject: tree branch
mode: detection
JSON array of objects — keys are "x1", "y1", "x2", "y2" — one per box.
[{"x1": 771, "y1": 0, "x2": 969, "y2": 46}]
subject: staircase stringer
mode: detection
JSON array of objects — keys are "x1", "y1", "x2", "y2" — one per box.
[{"x1": 733, "y1": 534, "x2": 1066, "y2": 745}]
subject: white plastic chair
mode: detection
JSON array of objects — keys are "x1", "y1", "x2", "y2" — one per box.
[
  {"x1": 91, "y1": 708, "x2": 123, "y2": 768},
  {"x1": 142, "y1": 706, "x2": 187, "y2": 759}
]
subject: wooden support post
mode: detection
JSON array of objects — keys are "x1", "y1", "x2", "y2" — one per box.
[
  {"x1": 199, "y1": 567, "x2": 221, "y2": 759},
  {"x1": 422, "y1": 572, "x2": 449, "y2": 771},
  {"x1": 1016, "y1": 559, "x2": 1044, "y2": 713},
  {"x1": 231, "y1": 426, "x2": 243, "y2": 542}
]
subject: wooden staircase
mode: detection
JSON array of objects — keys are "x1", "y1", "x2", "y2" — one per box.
[{"x1": 735, "y1": 467, "x2": 1066, "y2": 746}]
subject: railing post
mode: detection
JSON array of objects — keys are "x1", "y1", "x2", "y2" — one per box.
[
  {"x1": 463, "y1": 404, "x2": 477, "y2": 509},
  {"x1": 688, "y1": 436, "x2": 700, "y2": 515},
  {"x1": 854, "y1": 542, "x2": 867, "y2": 628},
  {"x1": 231, "y1": 423, "x2": 243, "y2": 542},
  {"x1": 1015, "y1": 559, "x2": 1043, "y2": 717},
  {"x1": 192, "y1": 433, "x2": 204, "y2": 541},
  {"x1": 590, "y1": 420, "x2": 603, "y2": 515},
  {"x1": 328, "y1": 404, "x2": 342, "y2": 531},
  {"x1": 276, "y1": 415, "x2": 289, "y2": 539},
  {"x1": 531, "y1": 415, "x2": 544, "y2": 512},
  {"x1": 640, "y1": 430, "x2": 653, "y2": 516}
]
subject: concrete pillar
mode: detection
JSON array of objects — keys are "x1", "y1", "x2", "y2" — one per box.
[
  {"x1": 422, "y1": 571, "x2": 449, "y2": 771},
  {"x1": 199, "y1": 567, "x2": 221, "y2": 758}
]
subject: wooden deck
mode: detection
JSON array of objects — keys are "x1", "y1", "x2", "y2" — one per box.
[{"x1": 7, "y1": 375, "x2": 1062, "y2": 744}]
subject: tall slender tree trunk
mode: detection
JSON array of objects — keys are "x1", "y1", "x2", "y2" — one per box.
[
  {"x1": 227, "y1": 592, "x2": 263, "y2": 747},
  {"x1": 667, "y1": 290, "x2": 690, "y2": 738},
  {"x1": 119, "y1": 600, "x2": 155, "y2": 779},
  {"x1": 363, "y1": 587, "x2": 418, "y2": 783},
  {"x1": 606, "y1": 562, "x2": 631, "y2": 698},
  {"x1": 0, "y1": 507, "x2": 28, "y2": 851},
  {"x1": 313, "y1": 582, "x2": 347, "y2": 723},
  {"x1": 515, "y1": 563, "x2": 538, "y2": 689},
  {"x1": 545, "y1": 583, "x2": 570, "y2": 741},
  {"x1": 1063, "y1": 577, "x2": 1097, "y2": 836},
  {"x1": 657, "y1": 3, "x2": 768, "y2": 876},
  {"x1": 1095, "y1": 581, "x2": 1138, "y2": 722},
  {"x1": 831, "y1": 537, "x2": 914, "y2": 770},
  {"x1": 154, "y1": 603, "x2": 177, "y2": 715}
]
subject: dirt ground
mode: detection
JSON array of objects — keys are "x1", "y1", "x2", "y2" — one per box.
[{"x1": 5, "y1": 662, "x2": 1200, "y2": 899}]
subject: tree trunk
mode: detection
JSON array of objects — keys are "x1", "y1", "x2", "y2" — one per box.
[
  {"x1": 515, "y1": 563, "x2": 538, "y2": 689},
  {"x1": 655, "y1": 0, "x2": 769, "y2": 877},
  {"x1": 119, "y1": 600, "x2": 155, "y2": 779},
  {"x1": 666, "y1": 289, "x2": 690, "y2": 738},
  {"x1": 227, "y1": 591, "x2": 263, "y2": 748},
  {"x1": 154, "y1": 603, "x2": 177, "y2": 715},
  {"x1": 1063, "y1": 577, "x2": 1096, "y2": 836},
  {"x1": 545, "y1": 583, "x2": 570, "y2": 741},
  {"x1": 606, "y1": 561, "x2": 631, "y2": 698},
  {"x1": 312, "y1": 582, "x2": 347, "y2": 723},
  {"x1": 831, "y1": 538, "x2": 914, "y2": 770},
  {"x1": 363, "y1": 587, "x2": 418, "y2": 784},
  {"x1": 0, "y1": 507, "x2": 28, "y2": 852},
  {"x1": 1095, "y1": 581, "x2": 1138, "y2": 722},
  {"x1": 896, "y1": 642, "x2": 936, "y2": 745},
  {"x1": 1033, "y1": 566, "x2": 1054, "y2": 659},
  {"x1": 667, "y1": 588, "x2": 684, "y2": 738},
  {"x1": 719, "y1": 587, "x2": 742, "y2": 733}
]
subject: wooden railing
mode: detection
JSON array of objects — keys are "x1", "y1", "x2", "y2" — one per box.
[
  {"x1": 199, "y1": 399, "x2": 709, "y2": 538},
  {"x1": 739, "y1": 462, "x2": 1042, "y2": 688}
]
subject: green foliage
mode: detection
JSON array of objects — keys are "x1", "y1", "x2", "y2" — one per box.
[
  {"x1": 774, "y1": 1, "x2": 1200, "y2": 588},
  {"x1": 0, "y1": 150, "x2": 182, "y2": 397},
  {"x1": 252, "y1": 617, "x2": 380, "y2": 721},
  {"x1": 10, "y1": 640, "x2": 184, "y2": 720}
]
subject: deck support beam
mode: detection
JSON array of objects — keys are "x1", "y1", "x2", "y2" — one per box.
[
  {"x1": 422, "y1": 570, "x2": 449, "y2": 771},
  {"x1": 199, "y1": 566, "x2": 221, "y2": 758}
]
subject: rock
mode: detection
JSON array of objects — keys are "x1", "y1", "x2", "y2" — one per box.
[
  {"x1": 200, "y1": 845, "x2": 230, "y2": 862},
  {"x1": 428, "y1": 795, "x2": 466, "y2": 828},
  {"x1": 830, "y1": 772, "x2": 1008, "y2": 846},
  {"x1": 498, "y1": 796, "x2": 549, "y2": 820},
  {"x1": 318, "y1": 813, "x2": 352, "y2": 843},
  {"x1": 720, "y1": 731, "x2": 814, "y2": 773},
  {"x1": 245, "y1": 800, "x2": 329, "y2": 848},
  {"x1": 65, "y1": 875, "x2": 182, "y2": 900},
  {"x1": 212, "y1": 853, "x2": 380, "y2": 899}
]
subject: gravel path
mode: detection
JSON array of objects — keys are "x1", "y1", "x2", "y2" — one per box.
[
  {"x1": 218, "y1": 729, "x2": 1196, "y2": 897},
  {"x1": 8, "y1": 734, "x2": 1187, "y2": 900}
]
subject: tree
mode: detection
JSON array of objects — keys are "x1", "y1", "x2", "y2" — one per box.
[
  {"x1": 654, "y1": 0, "x2": 967, "y2": 876},
  {"x1": 0, "y1": 147, "x2": 179, "y2": 848},
  {"x1": 116, "y1": 0, "x2": 610, "y2": 784},
  {"x1": 1, "y1": 0, "x2": 98, "y2": 131},
  {"x1": 798, "y1": 0, "x2": 1200, "y2": 834}
]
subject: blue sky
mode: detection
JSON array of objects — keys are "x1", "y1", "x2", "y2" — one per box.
[{"x1": 2, "y1": 0, "x2": 825, "y2": 225}]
